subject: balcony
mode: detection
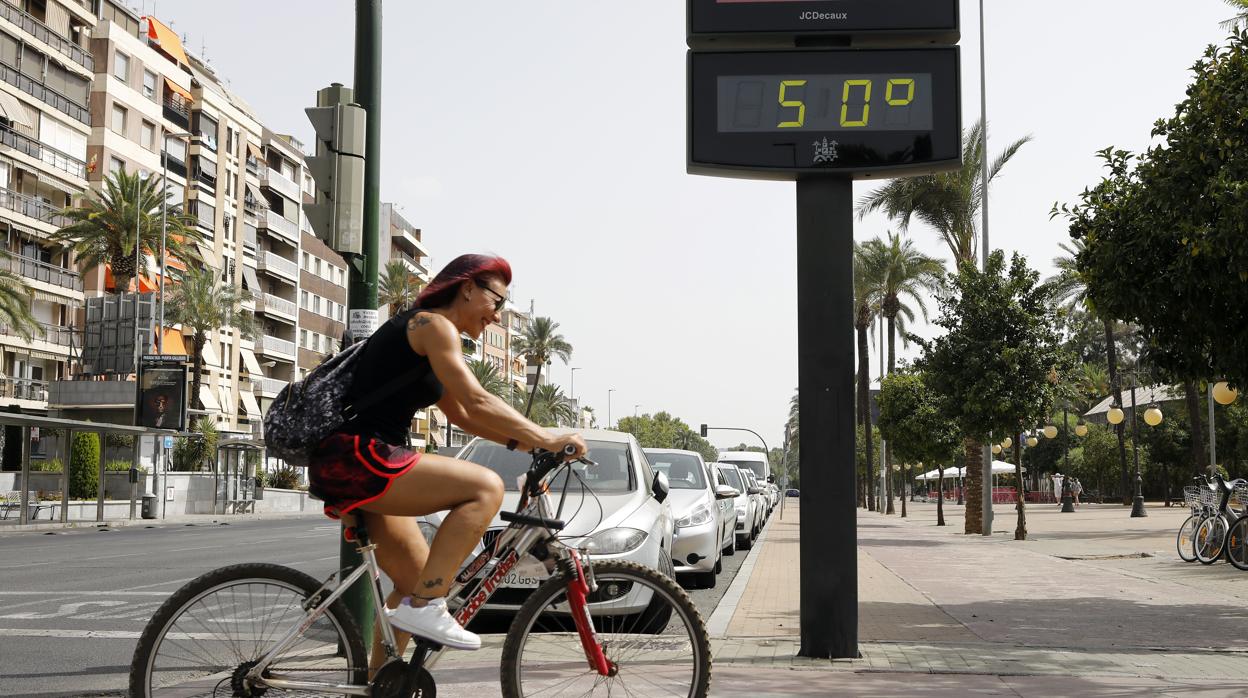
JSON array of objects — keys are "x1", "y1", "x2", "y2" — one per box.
[
  {"x1": 0, "y1": 186, "x2": 69, "y2": 229},
  {"x1": 393, "y1": 249, "x2": 427, "y2": 276},
  {"x1": 0, "y1": 123, "x2": 86, "y2": 180},
  {"x1": 0, "y1": 253, "x2": 81, "y2": 292},
  {"x1": 0, "y1": 2, "x2": 93, "y2": 71},
  {"x1": 259, "y1": 293, "x2": 297, "y2": 322},
  {"x1": 0, "y1": 321, "x2": 76, "y2": 346},
  {"x1": 257, "y1": 335, "x2": 296, "y2": 359},
  {"x1": 261, "y1": 209, "x2": 298, "y2": 242},
  {"x1": 258, "y1": 251, "x2": 298, "y2": 281},
  {"x1": 260, "y1": 166, "x2": 300, "y2": 202},
  {"x1": 0, "y1": 60, "x2": 87, "y2": 124},
  {"x1": 0, "y1": 376, "x2": 48, "y2": 403},
  {"x1": 252, "y1": 376, "x2": 288, "y2": 398},
  {"x1": 394, "y1": 228, "x2": 429, "y2": 257},
  {"x1": 163, "y1": 97, "x2": 190, "y2": 129}
]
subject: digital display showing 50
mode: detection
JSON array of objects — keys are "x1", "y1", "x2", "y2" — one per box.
[{"x1": 718, "y1": 74, "x2": 932, "y2": 132}]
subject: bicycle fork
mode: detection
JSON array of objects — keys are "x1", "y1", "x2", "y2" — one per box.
[{"x1": 564, "y1": 549, "x2": 615, "y2": 677}]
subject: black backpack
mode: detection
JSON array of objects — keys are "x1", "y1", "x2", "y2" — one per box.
[{"x1": 262, "y1": 338, "x2": 423, "y2": 466}]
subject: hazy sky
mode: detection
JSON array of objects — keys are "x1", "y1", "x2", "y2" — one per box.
[{"x1": 143, "y1": 0, "x2": 1232, "y2": 449}]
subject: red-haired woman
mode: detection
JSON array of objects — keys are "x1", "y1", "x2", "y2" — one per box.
[{"x1": 308, "y1": 254, "x2": 586, "y2": 658}]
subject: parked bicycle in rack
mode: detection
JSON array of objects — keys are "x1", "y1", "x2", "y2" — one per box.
[{"x1": 1178, "y1": 475, "x2": 1248, "y2": 566}]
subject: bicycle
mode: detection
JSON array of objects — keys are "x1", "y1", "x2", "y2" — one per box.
[
  {"x1": 128, "y1": 446, "x2": 712, "y2": 697},
  {"x1": 1177, "y1": 480, "x2": 1215, "y2": 563},
  {"x1": 1190, "y1": 474, "x2": 1248, "y2": 565},
  {"x1": 1222, "y1": 482, "x2": 1248, "y2": 571}
]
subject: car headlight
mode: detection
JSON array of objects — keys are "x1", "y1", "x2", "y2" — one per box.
[
  {"x1": 675, "y1": 504, "x2": 713, "y2": 528},
  {"x1": 583, "y1": 527, "x2": 648, "y2": 555},
  {"x1": 417, "y1": 521, "x2": 438, "y2": 545}
]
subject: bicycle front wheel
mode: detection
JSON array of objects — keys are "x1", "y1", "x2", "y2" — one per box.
[
  {"x1": 1226, "y1": 516, "x2": 1248, "y2": 571},
  {"x1": 1195, "y1": 515, "x2": 1229, "y2": 565},
  {"x1": 128, "y1": 562, "x2": 367, "y2": 697},
  {"x1": 500, "y1": 559, "x2": 712, "y2": 698},
  {"x1": 1177, "y1": 514, "x2": 1200, "y2": 562}
]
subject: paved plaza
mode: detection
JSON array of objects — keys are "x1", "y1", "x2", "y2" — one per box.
[{"x1": 702, "y1": 498, "x2": 1248, "y2": 696}]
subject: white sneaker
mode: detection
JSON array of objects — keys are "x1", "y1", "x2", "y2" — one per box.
[{"x1": 386, "y1": 597, "x2": 481, "y2": 650}]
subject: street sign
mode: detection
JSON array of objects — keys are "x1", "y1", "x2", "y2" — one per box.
[
  {"x1": 688, "y1": 47, "x2": 961, "y2": 179},
  {"x1": 687, "y1": 0, "x2": 959, "y2": 47}
]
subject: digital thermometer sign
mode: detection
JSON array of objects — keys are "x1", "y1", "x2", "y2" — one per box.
[{"x1": 688, "y1": 48, "x2": 961, "y2": 179}]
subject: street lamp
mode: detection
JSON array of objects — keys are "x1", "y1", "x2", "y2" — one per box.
[
  {"x1": 1075, "y1": 422, "x2": 1088, "y2": 437},
  {"x1": 1106, "y1": 405, "x2": 1125, "y2": 425},
  {"x1": 992, "y1": 444, "x2": 1002, "y2": 454},
  {"x1": 1001, "y1": 436, "x2": 1012, "y2": 449},
  {"x1": 1026, "y1": 434, "x2": 1039, "y2": 448},
  {"x1": 1209, "y1": 380, "x2": 1239, "y2": 477},
  {"x1": 1043, "y1": 424, "x2": 1058, "y2": 439},
  {"x1": 159, "y1": 131, "x2": 195, "y2": 352},
  {"x1": 1213, "y1": 381, "x2": 1238, "y2": 405},
  {"x1": 1143, "y1": 405, "x2": 1164, "y2": 427}
]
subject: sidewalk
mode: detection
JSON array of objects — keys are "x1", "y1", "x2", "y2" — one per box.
[
  {"x1": 704, "y1": 498, "x2": 1248, "y2": 695},
  {"x1": 0, "y1": 509, "x2": 322, "y2": 534}
]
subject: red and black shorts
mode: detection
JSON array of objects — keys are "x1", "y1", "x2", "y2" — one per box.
[{"x1": 308, "y1": 433, "x2": 420, "y2": 519}]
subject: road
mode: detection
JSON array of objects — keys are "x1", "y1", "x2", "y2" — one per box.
[{"x1": 0, "y1": 513, "x2": 757, "y2": 697}]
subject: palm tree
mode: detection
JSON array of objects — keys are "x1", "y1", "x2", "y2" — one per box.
[
  {"x1": 859, "y1": 232, "x2": 944, "y2": 515},
  {"x1": 165, "y1": 267, "x2": 256, "y2": 412},
  {"x1": 527, "y1": 383, "x2": 576, "y2": 427},
  {"x1": 51, "y1": 169, "x2": 200, "y2": 293},
  {"x1": 511, "y1": 317, "x2": 573, "y2": 417},
  {"x1": 857, "y1": 119, "x2": 1029, "y2": 530},
  {"x1": 856, "y1": 119, "x2": 1031, "y2": 266},
  {"x1": 379, "y1": 260, "x2": 421, "y2": 314},
  {"x1": 852, "y1": 247, "x2": 877, "y2": 510},
  {"x1": 785, "y1": 388, "x2": 800, "y2": 491},
  {"x1": 1221, "y1": 0, "x2": 1248, "y2": 29},
  {"x1": 1046, "y1": 240, "x2": 1131, "y2": 503},
  {"x1": 0, "y1": 248, "x2": 38, "y2": 339},
  {"x1": 467, "y1": 358, "x2": 510, "y2": 400}
]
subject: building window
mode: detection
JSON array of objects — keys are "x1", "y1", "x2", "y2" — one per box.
[
  {"x1": 312, "y1": 296, "x2": 321, "y2": 314},
  {"x1": 109, "y1": 157, "x2": 125, "y2": 174},
  {"x1": 142, "y1": 69, "x2": 157, "y2": 99},
  {"x1": 313, "y1": 258, "x2": 321, "y2": 276},
  {"x1": 141, "y1": 121, "x2": 155, "y2": 151},
  {"x1": 302, "y1": 251, "x2": 310, "y2": 270},
  {"x1": 113, "y1": 51, "x2": 129, "y2": 82},
  {"x1": 110, "y1": 104, "x2": 126, "y2": 134},
  {"x1": 300, "y1": 290, "x2": 308, "y2": 309},
  {"x1": 300, "y1": 329, "x2": 308, "y2": 348}
]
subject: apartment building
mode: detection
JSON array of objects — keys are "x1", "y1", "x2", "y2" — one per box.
[
  {"x1": 379, "y1": 202, "x2": 430, "y2": 296},
  {"x1": 0, "y1": 0, "x2": 94, "y2": 412},
  {"x1": 296, "y1": 232, "x2": 346, "y2": 374}
]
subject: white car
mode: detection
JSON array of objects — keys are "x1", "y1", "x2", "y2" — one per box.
[
  {"x1": 715, "y1": 463, "x2": 758, "y2": 550},
  {"x1": 423, "y1": 429, "x2": 675, "y2": 613},
  {"x1": 741, "y1": 470, "x2": 768, "y2": 533},
  {"x1": 644, "y1": 448, "x2": 738, "y2": 588}
]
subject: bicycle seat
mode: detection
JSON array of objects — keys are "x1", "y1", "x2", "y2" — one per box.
[{"x1": 1222, "y1": 478, "x2": 1247, "y2": 492}]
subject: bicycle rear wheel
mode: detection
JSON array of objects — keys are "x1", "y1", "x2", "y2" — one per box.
[
  {"x1": 1176, "y1": 514, "x2": 1200, "y2": 562},
  {"x1": 1195, "y1": 515, "x2": 1229, "y2": 565},
  {"x1": 1226, "y1": 515, "x2": 1248, "y2": 571},
  {"x1": 500, "y1": 559, "x2": 711, "y2": 698},
  {"x1": 129, "y1": 563, "x2": 367, "y2": 697}
]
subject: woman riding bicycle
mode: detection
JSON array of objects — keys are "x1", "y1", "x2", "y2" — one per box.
[{"x1": 307, "y1": 254, "x2": 586, "y2": 657}]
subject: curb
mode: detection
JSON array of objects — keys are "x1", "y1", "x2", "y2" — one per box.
[
  {"x1": 707, "y1": 512, "x2": 774, "y2": 638},
  {"x1": 0, "y1": 511, "x2": 322, "y2": 535}
]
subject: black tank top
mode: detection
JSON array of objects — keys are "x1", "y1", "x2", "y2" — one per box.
[{"x1": 343, "y1": 307, "x2": 444, "y2": 445}]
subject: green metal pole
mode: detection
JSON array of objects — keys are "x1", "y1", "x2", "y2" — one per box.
[{"x1": 340, "y1": 0, "x2": 383, "y2": 647}]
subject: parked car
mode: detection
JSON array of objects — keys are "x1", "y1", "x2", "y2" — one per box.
[
  {"x1": 425, "y1": 429, "x2": 675, "y2": 613},
  {"x1": 786, "y1": 488, "x2": 800, "y2": 497},
  {"x1": 708, "y1": 463, "x2": 738, "y2": 559},
  {"x1": 715, "y1": 463, "x2": 758, "y2": 550},
  {"x1": 644, "y1": 448, "x2": 737, "y2": 588},
  {"x1": 742, "y1": 470, "x2": 768, "y2": 534},
  {"x1": 720, "y1": 450, "x2": 774, "y2": 511}
]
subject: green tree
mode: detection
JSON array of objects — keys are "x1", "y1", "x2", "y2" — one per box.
[
  {"x1": 784, "y1": 388, "x2": 800, "y2": 493},
  {"x1": 877, "y1": 370, "x2": 962, "y2": 526},
  {"x1": 165, "y1": 267, "x2": 256, "y2": 411},
  {"x1": 171, "y1": 417, "x2": 218, "y2": 471},
  {"x1": 379, "y1": 259, "x2": 422, "y2": 314},
  {"x1": 512, "y1": 317, "x2": 573, "y2": 418},
  {"x1": 917, "y1": 251, "x2": 1069, "y2": 538},
  {"x1": 856, "y1": 118, "x2": 1032, "y2": 264},
  {"x1": 616, "y1": 411, "x2": 717, "y2": 463},
  {"x1": 525, "y1": 383, "x2": 576, "y2": 428},
  {"x1": 0, "y1": 248, "x2": 37, "y2": 339},
  {"x1": 1222, "y1": 0, "x2": 1248, "y2": 29},
  {"x1": 859, "y1": 232, "x2": 944, "y2": 516},
  {"x1": 51, "y1": 169, "x2": 200, "y2": 293},
  {"x1": 69, "y1": 432, "x2": 100, "y2": 499},
  {"x1": 467, "y1": 359, "x2": 510, "y2": 400}
]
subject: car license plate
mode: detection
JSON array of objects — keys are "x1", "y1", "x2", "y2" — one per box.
[{"x1": 502, "y1": 556, "x2": 548, "y2": 588}]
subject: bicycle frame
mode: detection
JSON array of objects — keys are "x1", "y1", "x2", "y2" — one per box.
[{"x1": 246, "y1": 454, "x2": 609, "y2": 695}]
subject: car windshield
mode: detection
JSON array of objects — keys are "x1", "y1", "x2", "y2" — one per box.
[
  {"x1": 459, "y1": 439, "x2": 635, "y2": 492},
  {"x1": 644, "y1": 452, "x2": 706, "y2": 490},
  {"x1": 718, "y1": 466, "x2": 744, "y2": 492},
  {"x1": 722, "y1": 459, "x2": 768, "y2": 482}
]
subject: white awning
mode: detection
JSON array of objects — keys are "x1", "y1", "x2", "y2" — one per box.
[
  {"x1": 241, "y1": 264, "x2": 260, "y2": 293},
  {"x1": 240, "y1": 347, "x2": 263, "y2": 375},
  {"x1": 0, "y1": 90, "x2": 34, "y2": 128},
  {"x1": 430, "y1": 428, "x2": 445, "y2": 447},
  {"x1": 1084, "y1": 384, "x2": 1184, "y2": 416},
  {"x1": 217, "y1": 384, "x2": 235, "y2": 416},
  {"x1": 240, "y1": 391, "x2": 261, "y2": 419},
  {"x1": 195, "y1": 241, "x2": 220, "y2": 270},
  {"x1": 200, "y1": 339, "x2": 220, "y2": 367},
  {"x1": 197, "y1": 385, "x2": 220, "y2": 412}
]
